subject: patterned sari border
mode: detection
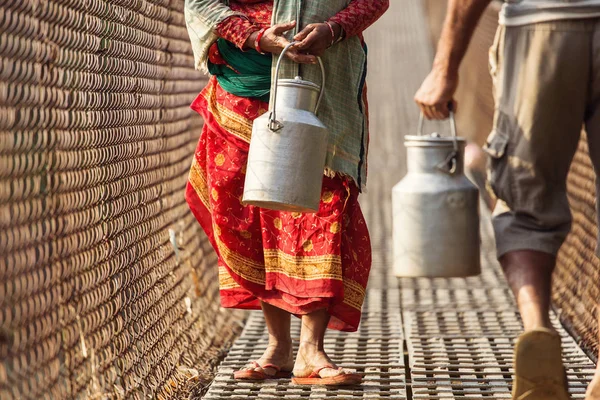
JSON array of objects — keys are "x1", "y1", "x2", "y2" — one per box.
[
  {"x1": 202, "y1": 84, "x2": 253, "y2": 143},
  {"x1": 219, "y1": 265, "x2": 241, "y2": 289},
  {"x1": 189, "y1": 154, "x2": 266, "y2": 285},
  {"x1": 189, "y1": 159, "x2": 210, "y2": 210},
  {"x1": 342, "y1": 279, "x2": 366, "y2": 310},
  {"x1": 263, "y1": 249, "x2": 342, "y2": 281},
  {"x1": 263, "y1": 249, "x2": 342, "y2": 263},
  {"x1": 216, "y1": 238, "x2": 266, "y2": 285}
]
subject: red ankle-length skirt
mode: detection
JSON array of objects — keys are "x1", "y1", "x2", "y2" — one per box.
[{"x1": 185, "y1": 77, "x2": 371, "y2": 331}]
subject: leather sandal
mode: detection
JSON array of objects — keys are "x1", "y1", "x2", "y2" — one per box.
[
  {"x1": 291, "y1": 364, "x2": 363, "y2": 386},
  {"x1": 233, "y1": 361, "x2": 292, "y2": 380}
]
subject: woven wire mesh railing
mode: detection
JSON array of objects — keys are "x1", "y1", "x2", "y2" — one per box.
[
  {"x1": 0, "y1": 0, "x2": 243, "y2": 398},
  {"x1": 554, "y1": 136, "x2": 599, "y2": 361}
]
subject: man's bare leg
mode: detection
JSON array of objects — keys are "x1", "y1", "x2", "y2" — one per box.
[
  {"x1": 501, "y1": 250, "x2": 570, "y2": 400},
  {"x1": 585, "y1": 306, "x2": 600, "y2": 400},
  {"x1": 500, "y1": 250, "x2": 556, "y2": 332}
]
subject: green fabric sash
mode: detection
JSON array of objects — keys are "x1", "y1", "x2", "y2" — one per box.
[{"x1": 208, "y1": 39, "x2": 272, "y2": 102}]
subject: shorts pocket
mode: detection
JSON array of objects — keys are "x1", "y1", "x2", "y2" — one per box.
[{"x1": 483, "y1": 127, "x2": 513, "y2": 207}]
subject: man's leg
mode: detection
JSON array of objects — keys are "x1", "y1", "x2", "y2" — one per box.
[
  {"x1": 586, "y1": 306, "x2": 600, "y2": 399},
  {"x1": 485, "y1": 20, "x2": 593, "y2": 400},
  {"x1": 587, "y1": 121, "x2": 600, "y2": 396},
  {"x1": 583, "y1": 29, "x2": 600, "y2": 394},
  {"x1": 500, "y1": 250, "x2": 556, "y2": 332},
  {"x1": 500, "y1": 250, "x2": 571, "y2": 399},
  {"x1": 585, "y1": 149, "x2": 600, "y2": 400}
]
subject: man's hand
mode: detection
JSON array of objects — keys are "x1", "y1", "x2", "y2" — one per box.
[
  {"x1": 414, "y1": 0, "x2": 491, "y2": 119},
  {"x1": 293, "y1": 22, "x2": 341, "y2": 57},
  {"x1": 414, "y1": 67, "x2": 459, "y2": 119},
  {"x1": 245, "y1": 21, "x2": 317, "y2": 64}
]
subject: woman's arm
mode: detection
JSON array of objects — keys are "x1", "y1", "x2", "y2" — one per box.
[
  {"x1": 329, "y1": 0, "x2": 390, "y2": 38},
  {"x1": 293, "y1": 0, "x2": 389, "y2": 56},
  {"x1": 185, "y1": 0, "x2": 241, "y2": 27},
  {"x1": 187, "y1": 0, "x2": 316, "y2": 63},
  {"x1": 219, "y1": 18, "x2": 318, "y2": 64},
  {"x1": 184, "y1": 0, "x2": 244, "y2": 71},
  {"x1": 216, "y1": 16, "x2": 260, "y2": 50}
]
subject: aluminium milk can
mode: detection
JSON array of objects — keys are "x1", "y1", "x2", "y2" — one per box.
[
  {"x1": 392, "y1": 112, "x2": 481, "y2": 277},
  {"x1": 242, "y1": 43, "x2": 329, "y2": 212}
]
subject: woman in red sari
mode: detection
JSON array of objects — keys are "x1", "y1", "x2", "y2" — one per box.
[{"x1": 185, "y1": 0, "x2": 388, "y2": 385}]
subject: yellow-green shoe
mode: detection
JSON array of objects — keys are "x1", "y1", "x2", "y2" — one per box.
[{"x1": 512, "y1": 328, "x2": 570, "y2": 400}]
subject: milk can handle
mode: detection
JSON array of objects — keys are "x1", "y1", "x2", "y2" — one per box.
[
  {"x1": 417, "y1": 104, "x2": 460, "y2": 174},
  {"x1": 269, "y1": 42, "x2": 326, "y2": 131}
]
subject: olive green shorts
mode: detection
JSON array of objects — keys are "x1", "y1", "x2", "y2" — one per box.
[{"x1": 485, "y1": 19, "x2": 600, "y2": 258}]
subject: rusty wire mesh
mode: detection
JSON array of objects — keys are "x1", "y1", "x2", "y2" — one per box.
[
  {"x1": 0, "y1": 0, "x2": 243, "y2": 399},
  {"x1": 554, "y1": 136, "x2": 600, "y2": 360}
]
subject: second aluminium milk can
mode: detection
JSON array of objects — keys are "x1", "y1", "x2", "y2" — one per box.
[{"x1": 392, "y1": 112, "x2": 481, "y2": 277}]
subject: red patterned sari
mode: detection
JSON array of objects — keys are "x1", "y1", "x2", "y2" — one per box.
[{"x1": 186, "y1": 0, "x2": 384, "y2": 332}]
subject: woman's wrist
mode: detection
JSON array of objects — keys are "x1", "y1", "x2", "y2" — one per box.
[
  {"x1": 325, "y1": 21, "x2": 344, "y2": 45},
  {"x1": 243, "y1": 30, "x2": 260, "y2": 50},
  {"x1": 217, "y1": 16, "x2": 261, "y2": 50},
  {"x1": 243, "y1": 27, "x2": 268, "y2": 53},
  {"x1": 330, "y1": 21, "x2": 343, "y2": 42},
  {"x1": 254, "y1": 28, "x2": 267, "y2": 54}
]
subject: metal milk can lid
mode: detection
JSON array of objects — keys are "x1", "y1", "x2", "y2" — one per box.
[
  {"x1": 404, "y1": 133, "x2": 467, "y2": 147},
  {"x1": 278, "y1": 76, "x2": 321, "y2": 91}
]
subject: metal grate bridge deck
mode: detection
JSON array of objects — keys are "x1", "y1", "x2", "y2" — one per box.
[{"x1": 203, "y1": 0, "x2": 597, "y2": 398}]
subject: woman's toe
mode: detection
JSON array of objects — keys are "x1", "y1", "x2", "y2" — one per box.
[
  {"x1": 292, "y1": 367, "x2": 311, "y2": 378},
  {"x1": 319, "y1": 367, "x2": 344, "y2": 378},
  {"x1": 241, "y1": 362, "x2": 262, "y2": 372}
]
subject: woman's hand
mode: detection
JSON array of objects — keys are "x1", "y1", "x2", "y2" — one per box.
[
  {"x1": 245, "y1": 21, "x2": 317, "y2": 64},
  {"x1": 293, "y1": 22, "x2": 341, "y2": 57}
]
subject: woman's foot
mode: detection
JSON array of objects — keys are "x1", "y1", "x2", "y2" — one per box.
[
  {"x1": 293, "y1": 341, "x2": 352, "y2": 379},
  {"x1": 292, "y1": 309, "x2": 360, "y2": 385},
  {"x1": 238, "y1": 341, "x2": 294, "y2": 377},
  {"x1": 236, "y1": 302, "x2": 294, "y2": 378}
]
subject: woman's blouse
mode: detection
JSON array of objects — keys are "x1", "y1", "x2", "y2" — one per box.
[{"x1": 216, "y1": 0, "x2": 389, "y2": 49}]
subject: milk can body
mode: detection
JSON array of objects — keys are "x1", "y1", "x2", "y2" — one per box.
[
  {"x1": 243, "y1": 106, "x2": 328, "y2": 212},
  {"x1": 392, "y1": 135, "x2": 481, "y2": 277},
  {"x1": 243, "y1": 44, "x2": 329, "y2": 212}
]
